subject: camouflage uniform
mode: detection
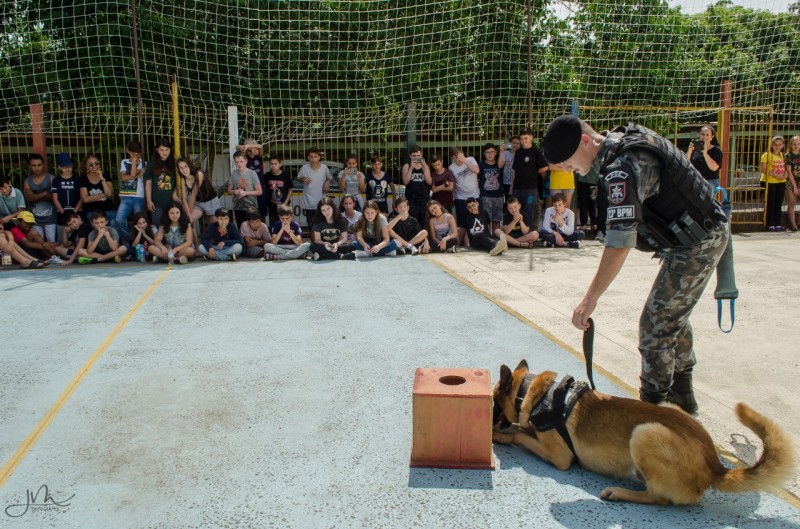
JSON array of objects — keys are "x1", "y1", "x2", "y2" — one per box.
[{"x1": 591, "y1": 133, "x2": 730, "y2": 401}]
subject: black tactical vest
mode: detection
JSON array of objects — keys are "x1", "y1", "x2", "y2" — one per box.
[{"x1": 603, "y1": 125, "x2": 720, "y2": 228}]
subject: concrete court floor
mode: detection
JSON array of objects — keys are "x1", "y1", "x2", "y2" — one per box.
[{"x1": 0, "y1": 241, "x2": 798, "y2": 529}]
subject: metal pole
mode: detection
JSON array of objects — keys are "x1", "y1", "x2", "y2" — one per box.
[
  {"x1": 172, "y1": 75, "x2": 180, "y2": 157},
  {"x1": 526, "y1": 0, "x2": 533, "y2": 127},
  {"x1": 131, "y1": 0, "x2": 145, "y2": 148}
]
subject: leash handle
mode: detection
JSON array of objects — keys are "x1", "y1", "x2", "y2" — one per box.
[
  {"x1": 583, "y1": 318, "x2": 597, "y2": 390},
  {"x1": 717, "y1": 299, "x2": 735, "y2": 333}
]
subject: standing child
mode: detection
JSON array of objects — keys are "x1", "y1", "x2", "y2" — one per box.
[
  {"x1": 149, "y1": 202, "x2": 196, "y2": 264},
  {"x1": 24, "y1": 153, "x2": 57, "y2": 241},
  {"x1": 388, "y1": 197, "x2": 429, "y2": 254},
  {"x1": 237, "y1": 140, "x2": 268, "y2": 221},
  {"x1": 464, "y1": 197, "x2": 508, "y2": 256},
  {"x1": 478, "y1": 143, "x2": 505, "y2": 233},
  {"x1": 76, "y1": 210, "x2": 128, "y2": 264},
  {"x1": 115, "y1": 140, "x2": 146, "y2": 244},
  {"x1": 308, "y1": 197, "x2": 356, "y2": 260},
  {"x1": 426, "y1": 199, "x2": 458, "y2": 253},
  {"x1": 353, "y1": 200, "x2": 399, "y2": 257},
  {"x1": 264, "y1": 154, "x2": 293, "y2": 226},
  {"x1": 539, "y1": 192, "x2": 585, "y2": 248},
  {"x1": 239, "y1": 207, "x2": 271, "y2": 259},
  {"x1": 338, "y1": 155, "x2": 366, "y2": 210},
  {"x1": 299, "y1": 148, "x2": 333, "y2": 227},
  {"x1": 783, "y1": 136, "x2": 800, "y2": 232},
  {"x1": 429, "y1": 154, "x2": 455, "y2": 214},
  {"x1": 760, "y1": 135, "x2": 787, "y2": 231},
  {"x1": 199, "y1": 208, "x2": 243, "y2": 261},
  {"x1": 401, "y1": 145, "x2": 432, "y2": 228},
  {"x1": 51, "y1": 153, "x2": 84, "y2": 242},
  {"x1": 449, "y1": 146, "x2": 480, "y2": 245},
  {"x1": 365, "y1": 156, "x2": 393, "y2": 214},
  {"x1": 228, "y1": 151, "x2": 263, "y2": 228},
  {"x1": 145, "y1": 138, "x2": 177, "y2": 227},
  {"x1": 265, "y1": 205, "x2": 311, "y2": 260}
]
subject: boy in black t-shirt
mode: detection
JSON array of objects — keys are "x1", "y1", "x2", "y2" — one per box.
[
  {"x1": 464, "y1": 198, "x2": 507, "y2": 256},
  {"x1": 388, "y1": 197, "x2": 430, "y2": 254},
  {"x1": 53, "y1": 210, "x2": 92, "y2": 265},
  {"x1": 265, "y1": 154, "x2": 294, "y2": 225},
  {"x1": 502, "y1": 196, "x2": 539, "y2": 248}
]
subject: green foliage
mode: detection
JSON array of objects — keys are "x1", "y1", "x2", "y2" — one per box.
[{"x1": 0, "y1": 0, "x2": 797, "y2": 131}]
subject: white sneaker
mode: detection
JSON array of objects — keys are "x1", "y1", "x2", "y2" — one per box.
[
  {"x1": 387, "y1": 250, "x2": 397, "y2": 256},
  {"x1": 595, "y1": 231, "x2": 605, "y2": 242},
  {"x1": 46, "y1": 255, "x2": 65, "y2": 264},
  {"x1": 152, "y1": 255, "x2": 158, "y2": 263},
  {"x1": 231, "y1": 253, "x2": 237, "y2": 262},
  {"x1": 409, "y1": 245, "x2": 419, "y2": 255},
  {"x1": 178, "y1": 255, "x2": 189, "y2": 264}
]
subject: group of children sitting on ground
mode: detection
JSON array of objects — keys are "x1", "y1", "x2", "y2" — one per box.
[{"x1": 0, "y1": 190, "x2": 584, "y2": 268}]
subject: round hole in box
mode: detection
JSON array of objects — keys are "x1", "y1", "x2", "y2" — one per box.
[{"x1": 439, "y1": 375, "x2": 467, "y2": 386}]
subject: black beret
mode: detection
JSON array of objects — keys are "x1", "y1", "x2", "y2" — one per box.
[{"x1": 542, "y1": 115, "x2": 582, "y2": 164}]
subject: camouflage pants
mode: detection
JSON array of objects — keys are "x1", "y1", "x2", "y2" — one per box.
[{"x1": 638, "y1": 219, "x2": 730, "y2": 395}]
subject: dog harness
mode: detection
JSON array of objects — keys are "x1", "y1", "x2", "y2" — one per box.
[{"x1": 515, "y1": 373, "x2": 590, "y2": 458}]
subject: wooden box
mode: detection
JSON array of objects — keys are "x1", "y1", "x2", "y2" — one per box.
[{"x1": 410, "y1": 367, "x2": 495, "y2": 470}]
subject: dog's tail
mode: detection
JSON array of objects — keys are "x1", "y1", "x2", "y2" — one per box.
[{"x1": 714, "y1": 403, "x2": 795, "y2": 494}]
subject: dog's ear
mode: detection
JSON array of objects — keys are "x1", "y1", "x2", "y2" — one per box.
[
  {"x1": 499, "y1": 364, "x2": 513, "y2": 392},
  {"x1": 514, "y1": 359, "x2": 529, "y2": 373}
]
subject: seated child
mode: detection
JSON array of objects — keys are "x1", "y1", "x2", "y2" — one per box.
[
  {"x1": 129, "y1": 212, "x2": 158, "y2": 260},
  {"x1": 464, "y1": 197, "x2": 508, "y2": 256},
  {"x1": 265, "y1": 204, "x2": 311, "y2": 260},
  {"x1": 239, "y1": 207, "x2": 270, "y2": 259},
  {"x1": 340, "y1": 194, "x2": 362, "y2": 242},
  {"x1": 0, "y1": 224, "x2": 46, "y2": 268},
  {"x1": 539, "y1": 192, "x2": 585, "y2": 249},
  {"x1": 149, "y1": 202, "x2": 197, "y2": 264},
  {"x1": 309, "y1": 197, "x2": 356, "y2": 260},
  {"x1": 388, "y1": 197, "x2": 429, "y2": 254},
  {"x1": 10, "y1": 211, "x2": 58, "y2": 261},
  {"x1": 76, "y1": 210, "x2": 128, "y2": 263},
  {"x1": 199, "y1": 207, "x2": 243, "y2": 261},
  {"x1": 353, "y1": 200, "x2": 399, "y2": 257},
  {"x1": 502, "y1": 196, "x2": 539, "y2": 248},
  {"x1": 52, "y1": 210, "x2": 92, "y2": 265},
  {"x1": 426, "y1": 199, "x2": 458, "y2": 253}
]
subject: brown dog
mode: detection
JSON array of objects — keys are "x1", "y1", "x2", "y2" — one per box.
[{"x1": 492, "y1": 360, "x2": 794, "y2": 505}]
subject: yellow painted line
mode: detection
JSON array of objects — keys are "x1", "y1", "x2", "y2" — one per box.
[
  {"x1": 0, "y1": 269, "x2": 171, "y2": 488},
  {"x1": 426, "y1": 255, "x2": 800, "y2": 507}
]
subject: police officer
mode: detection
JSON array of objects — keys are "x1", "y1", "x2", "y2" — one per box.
[{"x1": 541, "y1": 115, "x2": 730, "y2": 414}]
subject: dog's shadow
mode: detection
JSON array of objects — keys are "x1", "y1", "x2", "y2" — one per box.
[{"x1": 494, "y1": 445, "x2": 800, "y2": 529}]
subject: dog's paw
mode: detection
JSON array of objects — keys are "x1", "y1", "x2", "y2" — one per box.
[
  {"x1": 492, "y1": 430, "x2": 516, "y2": 444},
  {"x1": 599, "y1": 487, "x2": 626, "y2": 501}
]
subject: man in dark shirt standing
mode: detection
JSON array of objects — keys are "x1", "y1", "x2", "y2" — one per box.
[{"x1": 511, "y1": 128, "x2": 548, "y2": 229}]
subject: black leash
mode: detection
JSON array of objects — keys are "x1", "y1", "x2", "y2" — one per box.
[{"x1": 582, "y1": 318, "x2": 597, "y2": 390}]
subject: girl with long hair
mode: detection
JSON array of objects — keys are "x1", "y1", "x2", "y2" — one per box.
[
  {"x1": 353, "y1": 200, "x2": 399, "y2": 257},
  {"x1": 149, "y1": 202, "x2": 196, "y2": 264}
]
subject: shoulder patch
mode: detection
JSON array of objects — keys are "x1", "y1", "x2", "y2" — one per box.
[{"x1": 605, "y1": 170, "x2": 629, "y2": 205}]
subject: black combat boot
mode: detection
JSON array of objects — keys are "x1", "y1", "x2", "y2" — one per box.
[
  {"x1": 666, "y1": 370, "x2": 698, "y2": 414},
  {"x1": 639, "y1": 387, "x2": 667, "y2": 405}
]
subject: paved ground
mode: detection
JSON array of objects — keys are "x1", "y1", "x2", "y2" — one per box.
[{"x1": 0, "y1": 233, "x2": 798, "y2": 528}]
